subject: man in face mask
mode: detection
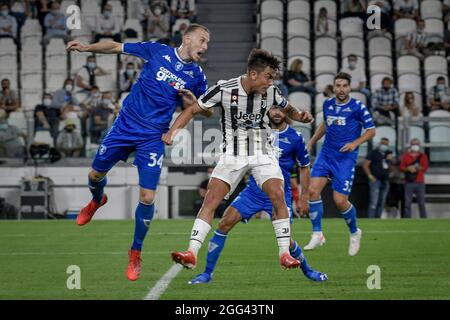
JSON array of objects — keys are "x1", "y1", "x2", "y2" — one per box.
[
  {"x1": 120, "y1": 63, "x2": 138, "y2": 93},
  {"x1": 0, "y1": 78, "x2": 19, "y2": 114},
  {"x1": 400, "y1": 138, "x2": 429, "y2": 218},
  {"x1": 0, "y1": 109, "x2": 26, "y2": 158},
  {"x1": 34, "y1": 93, "x2": 53, "y2": 132},
  {"x1": 148, "y1": 1, "x2": 170, "y2": 41},
  {"x1": 428, "y1": 76, "x2": 450, "y2": 111},
  {"x1": 74, "y1": 56, "x2": 107, "y2": 99},
  {"x1": 90, "y1": 91, "x2": 115, "y2": 143},
  {"x1": 340, "y1": 54, "x2": 370, "y2": 100},
  {"x1": 56, "y1": 119, "x2": 84, "y2": 158},
  {"x1": 43, "y1": 1, "x2": 70, "y2": 46},
  {"x1": 95, "y1": 3, "x2": 122, "y2": 43},
  {"x1": 0, "y1": 3, "x2": 18, "y2": 42},
  {"x1": 371, "y1": 77, "x2": 400, "y2": 125},
  {"x1": 363, "y1": 137, "x2": 394, "y2": 218}
]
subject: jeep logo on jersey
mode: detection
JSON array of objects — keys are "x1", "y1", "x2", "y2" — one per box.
[
  {"x1": 156, "y1": 66, "x2": 186, "y2": 90},
  {"x1": 234, "y1": 112, "x2": 262, "y2": 122},
  {"x1": 326, "y1": 115, "x2": 346, "y2": 126}
]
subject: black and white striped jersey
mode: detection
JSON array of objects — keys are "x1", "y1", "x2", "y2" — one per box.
[{"x1": 198, "y1": 75, "x2": 289, "y2": 156}]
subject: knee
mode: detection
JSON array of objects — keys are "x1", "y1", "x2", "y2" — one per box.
[
  {"x1": 309, "y1": 187, "x2": 321, "y2": 200},
  {"x1": 333, "y1": 195, "x2": 348, "y2": 211},
  {"x1": 139, "y1": 190, "x2": 155, "y2": 205},
  {"x1": 89, "y1": 170, "x2": 106, "y2": 182},
  {"x1": 268, "y1": 187, "x2": 285, "y2": 206},
  {"x1": 218, "y1": 219, "x2": 232, "y2": 234}
]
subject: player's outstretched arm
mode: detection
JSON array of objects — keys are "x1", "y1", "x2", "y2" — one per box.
[
  {"x1": 282, "y1": 104, "x2": 314, "y2": 124},
  {"x1": 340, "y1": 128, "x2": 376, "y2": 153},
  {"x1": 307, "y1": 122, "x2": 326, "y2": 152},
  {"x1": 66, "y1": 40, "x2": 122, "y2": 54}
]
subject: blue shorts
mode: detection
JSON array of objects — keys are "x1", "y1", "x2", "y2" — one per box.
[
  {"x1": 311, "y1": 151, "x2": 356, "y2": 195},
  {"x1": 91, "y1": 125, "x2": 164, "y2": 190},
  {"x1": 230, "y1": 186, "x2": 293, "y2": 224}
]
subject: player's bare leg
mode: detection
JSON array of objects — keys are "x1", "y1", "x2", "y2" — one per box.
[
  {"x1": 304, "y1": 177, "x2": 328, "y2": 250},
  {"x1": 172, "y1": 178, "x2": 230, "y2": 269},
  {"x1": 333, "y1": 191, "x2": 362, "y2": 256},
  {"x1": 262, "y1": 178, "x2": 300, "y2": 269},
  {"x1": 76, "y1": 169, "x2": 108, "y2": 226},
  {"x1": 126, "y1": 188, "x2": 156, "y2": 281}
]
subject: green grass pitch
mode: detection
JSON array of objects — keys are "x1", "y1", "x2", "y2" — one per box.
[{"x1": 1, "y1": 218, "x2": 449, "y2": 300}]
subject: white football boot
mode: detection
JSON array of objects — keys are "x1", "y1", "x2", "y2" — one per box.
[
  {"x1": 304, "y1": 232, "x2": 326, "y2": 251},
  {"x1": 348, "y1": 228, "x2": 362, "y2": 256}
]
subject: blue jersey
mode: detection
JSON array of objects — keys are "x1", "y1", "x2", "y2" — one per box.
[
  {"x1": 118, "y1": 41, "x2": 208, "y2": 134},
  {"x1": 322, "y1": 97, "x2": 374, "y2": 159},
  {"x1": 246, "y1": 126, "x2": 310, "y2": 200}
]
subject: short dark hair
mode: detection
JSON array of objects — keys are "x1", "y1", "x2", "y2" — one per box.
[
  {"x1": 437, "y1": 76, "x2": 445, "y2": 82},
  {"x1": 382, "y1": 76, "x2": 392, "y2": 83},
  {"x1": 348, "y1": 54, "x2": 357, "y2": 60},
  {"x1": 334, "y1": 72, "x2": 352, "y2": 85},
  {"x1": 184, "y1": 23, "x2": 210, "y2": 35},
  {"x1": 247, "y1": 48, "x2": 281, "y2": 73}
]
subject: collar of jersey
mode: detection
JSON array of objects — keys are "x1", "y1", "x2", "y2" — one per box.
[
  {"x1": 335, "y1": 97, "x2": 353, "y2": 107},
  {"x1": 276, "y1": 124, "x2": 289, "y2": 135},
  {"x1": 174, "y1": 47, "x2": 193, "y2": 65}
]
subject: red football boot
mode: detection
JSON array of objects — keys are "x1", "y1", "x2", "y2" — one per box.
[
  {"x1": 76, "y1": 194, "x2": 108, "y2": 226},
  {"x1": 126, "y1": 249, "x2": 142, "y2": 281},
  {"x1": 171, "y1": 250, "x2": 196, "y2": 269},
  {"x1": 280, "y1": 252, "x2": 300, "y2": 269}
]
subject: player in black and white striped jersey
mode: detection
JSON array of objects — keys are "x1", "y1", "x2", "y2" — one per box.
[{"x1": 162, "y1": 49, "x2": 313, "y2": 271}]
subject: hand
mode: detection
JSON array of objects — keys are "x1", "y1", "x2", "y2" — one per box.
[
  {"x1": 178, "y1": 88, "x2": 197, "y2": 106},
  {"x1": 162, "y1": 131, "x2": 174, "y2": 145},
  {"x1": 407, "y1": 165, "x2": 417, "y2": 173},
  {"x1": 306, "y1": 142, "x2": 313, "y2": 153},
  {"x1": 340, "y1": 142, "x2": 357, "y2": 153},
  {"x1": 297, "y1": 195, "x2": 309, "y2": 218},
  {"x1": 369, "y1": 175, "x2": 377, "y2": 183},
  {"x1": 298, "y1": 111, "x2": 313, "y2": 123},
  {"x1": 66, "y1": 40, "x2": 89, "y2": 52}
]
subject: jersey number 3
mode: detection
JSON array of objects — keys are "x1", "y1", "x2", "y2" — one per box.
[{"x1": 148, "y1": 153, "x2": 164, "y2": 168}]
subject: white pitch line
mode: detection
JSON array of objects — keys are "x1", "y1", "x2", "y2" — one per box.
[{"x1": 144, "y1": 264, "x2": 183, "y2": 301}]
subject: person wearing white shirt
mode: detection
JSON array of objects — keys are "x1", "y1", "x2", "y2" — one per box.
[
  {"x1": 95, "y1": 3, "x2": 122, "y2": 43},
  {"x1": 0, "y1": 3, "x2": 18, "y2": 42},
  {"x1": 340, "y1": 54, "x2": 370, "y2": 100}
]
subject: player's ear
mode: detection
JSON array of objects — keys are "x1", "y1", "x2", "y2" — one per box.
[{"x1": 249, "y1": 69, "x2": 258, "y2": 81}]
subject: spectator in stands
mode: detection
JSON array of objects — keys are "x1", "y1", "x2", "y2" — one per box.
[
  {"x1": 82, "y1": 85, "x2": 101, "y2": 111},
  {"x1": 363, "y1": 137, "x2": 394, "y2": 218},
  {"x1": 147, "y1": 0, "x2": 170, "y2": 42},
  {"x1": 56, "y1": 119, "x2": 84, "y2": 158},
  {"x1": 315, "y1": 7, "x2": 330, "y2": 37},
  {"x1": 43, "y1": 1, "x2": 70, "y2": 45},
  {"x1": 393, "y1": 0, "x2": 419, "y2": 21},
  {"x1": 371, "y1": 77, "x2": 400, "y2": 125},
  {"x1": 9, "y1": 0, "x2": 30, "y2": 29},
  {"x1": 341, "y1": 54, "x2": 370, "y2": 100},
  {"x1": 284, "y1": 58, "x2": 317, "y2": 98},
  {"x1": 119, "y1": 62, "x2": 139, "y2": 94},
  {"x1": 52, "y1": 79, "x2": 80, "y2": 110},
  {"x1": 95, "y1": 2, "x2": 122, "y2": 43},
  {"x1": 0, "y1": 78, "x2": 19, "y2": 114},
  {"x1": 171, "y1": 0, "x2": 196, "y2": 25},
  {"x1": 0, "y1": 3, "x2": 18, "y2": 42},
  {"x1": 34, "y1": 92, "x2": 54, "y2": 131},
  {"x1": 171, "y1": 18, "x2": 190, "y2": 46},
  {"x1": 401, "y1": 92, "x2": 422, "y2": 119},
  {"x1": 323, "y1": 84, "x2": 334, "y2": 98},
  {"x1": 74, "y1": 56, "x2": 107, "y2": 100},
  {"x1": 34, "y1": 0, "x2": 51, "y2": 28},
  {"x1": 0, "y1": 109, "x2": 26, "y2": 158},
  {"x1": 341, "y1": 0, "x2": 366, "y2": 20},
  {"x1": 400, "y1": 138, "x2": 429, "y2": 218},
  {"x1": 90, "y1": 91, "x2": 115, "y2": 144},
  {"x1": 401, "y1": 19, "x2": 431, "y2": 60},
  {"x1": 427, "y1": 76, "x2": 450, "y2": 111}
]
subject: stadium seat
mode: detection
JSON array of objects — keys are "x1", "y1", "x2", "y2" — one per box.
[
  {"x1": 287, "y1": 19, "x2": 310, "y2": 39},
  {"x1": 399, "y1": 92, "x2": 423, "y2": 110},
  {"x1": 96, "y1": 54, "x2": 118, "y2": 73},
  {"x1": 398, "y1": 74, "x2": 422, "y2": 94},
  {"x1": 424, "y1": 56, "x2": 448, "y2": 77},
  {"x1": 409, "y1": 125, "x2": 425, "y2": 142},
  {"x1": 20, "y1": 19, "x2": 42, "y2": 44},
  {"x1": 429, "y1": 110, "x2": 450, "y2": 128},
  {"x1": 426, "y1": 74, "x2": 449, "y2": 91},
  {"x1": 21, "y1": 71, "x2": 43, "y2": 90},
  {"x1": 70, "y1": 51, "x2": 92, "y2": 73},
  {"x1": 350, "y1": 91, "x2": 367, "y2": 106},
  {"x1": 429, "y1": 126, "x2": 450, "y2": 162},
  {"x1": 61, "y1": 0, "x2": 76, "y2": 14},
  {"x1": 370, "y1": 56, "x2": 393, "y2": 76},
  {"x1": 46, "y1": 70, "x2": 67, "y2": 92},
  {"x1": 315, "y1": 37, "x2": 337, "y2": 58},
  {"x1": 260, "y1": 18, "x2": 283, "y2": 39},
  {"x1": 370, "y1": 73, "x2": 391, "y2": 91},
  {"x1": 70, "y1": 16, "x2": 93, "y2": 39},
  {"x1": 288, "y1": 92, "x2": 311, "y2": 113},
  {"x1": 315, "y1": 74, "x2": 335, "y2": 92},
  {"x1": 315, "y1": 111, "x2": 324, "y2": 126},
  {"x1": 85, "y1": 136, "x2": 99, "y2": 158},
  {"x1": 21, "y1": 50, "x2": 43, "y2": 73},
  {"x1": 315, "y1": 56, "x2": 338, "y2": 75},
  {"x1": 81, "y1": 0, "x2": 101, "y2": 29},
  {"x1": 261, "y1": 0, "x2": 283, "y2": 20},
  {"x1": 287, "y1": 0, "x2": 310, "y2": 20},
  {"x1": 425, "y1": 18, "x2": 444, "y2": 40},
  {"x1": 287, "y1": 55, "x2": 311, "y2": 76},
  {"x1": 421, "y1": 0, "x2": 442, "y2": 20},
  {"x1": 96, "y1": 74, "x2": 118, "y2": 92},
  {"x1": 339, "y1": 17, "x2": 364, "y2": 38},
  {"x1": 373, "y1": 126, "x2": 396, "y2": 146},
  {"x1": 341, "y1": 37, "x2": 364, "y2": 59},
  {"x1": 261, "y1": 37, "x2": 283, "y2": 58},
  {"x1": 287, "y1": 37, "x2": 310, "y2": 58},
  {"x1": 394, "y1": 18, "x2": 416, "y2": 39},
  {"x1": 0, "y1": 38, "x2": 16, "y2": 55},
  {"x1": 46, "y1": 39, "x2": 68, "y2": 73},
  {"x1": 0, "y1": 50, "x2": 17, "y2": 72},
  {"x1": 109, "y1": 0, "x2": 125, "y2": 21},
  {"x1": 397, "y1": 55, "x2": 420, "y2": 76},
  {"x1": 314, "y1": 0, "x2": 336, "y2": 21},
  {"x1": 21, "y1": 89, "x2": 42, "y2": 111},
  {"x1": 34, "y1": 130, "x2": 54, "y2": 147},
  {"x1": 7, "y1": 111, "x2": 27, "y2": 135},
  {"x1": 315, "y1": 93, "x2": 328, "y2": 114},
  {"x1": 368, "y1": 36, "x2": 392, "y2": 58}
]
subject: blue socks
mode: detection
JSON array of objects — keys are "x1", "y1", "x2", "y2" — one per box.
[
  {"x1": 309, "y1": 200, "x2": 323, "y2": 232},
  {"x1": 290, "y1": 240, "x2": 311, "y2": 273},
  {"x1": 131, "y1": 202, "x2": 155, "y2": 251},
  {"x1": 342, "y1": 204, "x2": 358, "y2": 234},
  {"x1": 88, "y1": 176, "x2": 107, "y2": 203},
  {"x1": 204, "y1": 230, "x2": 228, "y2": 276}
]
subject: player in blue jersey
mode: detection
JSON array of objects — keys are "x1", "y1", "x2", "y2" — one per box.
[
  {"x1": 66, "y1": 24, "x2": 210, "y2": 281},
  {"x1": 188, "y1": 106, "x2": 328, "y2": 284},
  {"x1": 304, "y1": 72, "x2": 375, "y2": 255}
]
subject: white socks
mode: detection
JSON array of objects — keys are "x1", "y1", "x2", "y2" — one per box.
[
  {"x1": 272, "y1": 218, "x2": 291, "y2": 256},
  {"x1": 188, "y1": 218, "x2": 211, "y2": 256}
]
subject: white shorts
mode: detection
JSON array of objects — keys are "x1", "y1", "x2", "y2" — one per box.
[{"x1": 211, "y1": 154, "x2": 284, "y2": 199}]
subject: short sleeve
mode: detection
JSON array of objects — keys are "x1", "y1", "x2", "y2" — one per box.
[
  {"x1": 192, "y1": 68, "x2": 208, "y2": 98},
  {"x1": 122, "y1": 41, "x2": 164, "y2": 61},
  {"x1": 273, "y1": 86, "x2": 288, "y2": 109},
  {"x1": 356, "y1": 102, "x2": 375, "y2": 130},
  {"x1": 295, "y1": 132, "x2": 310, "y2": 167},
  {"x1": 198, "y1": 83, "x2": 222, "y2": 110}
]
